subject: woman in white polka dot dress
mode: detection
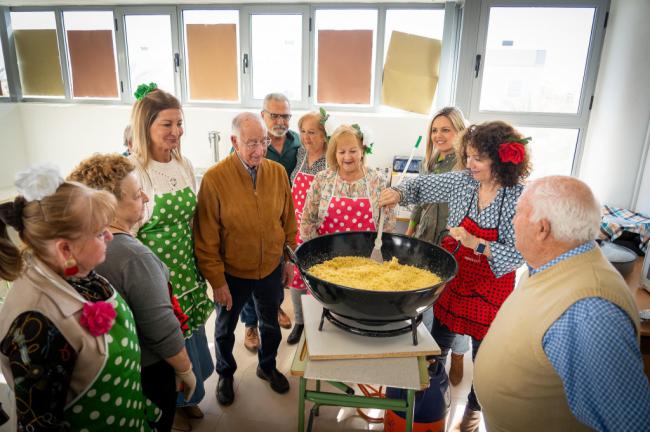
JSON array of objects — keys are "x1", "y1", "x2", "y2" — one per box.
[
  {"x1": 300, "y1": 124, "x2": 396, "y2": 243},
  {"x1": 0, "y1": 170, "x2": 159, "y2": 431},
  {"x1": 128, "y1": 87, "x2": 213, "y2": 420}
]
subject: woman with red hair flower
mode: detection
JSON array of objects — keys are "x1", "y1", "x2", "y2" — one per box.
[{"x1": 379, "y1": 120, "x2": 532, "y2": 432}]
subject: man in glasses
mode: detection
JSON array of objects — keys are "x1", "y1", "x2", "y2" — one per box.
[
  {"x1": 195, "y1": 112, "x2": 297, "y2": 406},
  {"x1": 238, "y1": 93, "x2": 300, "y2": 352}
]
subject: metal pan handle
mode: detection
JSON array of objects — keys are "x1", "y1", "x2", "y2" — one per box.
[
  {"x1": 285, "y1": 244, "x2": 299, "y2": 264},
  {"x1": 436, "y1": 229, "x2": 461, "y2": 255}
]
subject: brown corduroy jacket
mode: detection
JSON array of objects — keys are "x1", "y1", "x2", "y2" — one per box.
[{"x1": 194, "y1": 153, "x2": 297, "y2": 288}]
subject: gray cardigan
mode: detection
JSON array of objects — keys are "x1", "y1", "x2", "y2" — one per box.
[{"x1": 95, "y1": 233, "x2": 185, "y2": 367}]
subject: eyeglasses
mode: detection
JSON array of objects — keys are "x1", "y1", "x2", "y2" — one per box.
[
  {"x1": 243, "y1": 138, "x2": 272, "y2": 150},
  {"x1": 263, "y1": 110, "x2": 292, "y2": 121}
]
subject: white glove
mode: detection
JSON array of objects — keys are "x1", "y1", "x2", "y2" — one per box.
[{"x1": 175, "y1": 365, "x2": 197, "y2": 401}]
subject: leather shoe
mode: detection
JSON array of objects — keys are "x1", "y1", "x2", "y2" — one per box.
[
  {"x1": 244, "y1": 326, "x2": 260, "y2": 352},
  {"x1": 449, "y1": 352, "x2": 464, "y2": 386},
  {"x1": 181, "y1": 405, "x2": 204, "y2": 419},
  {"x1": 256, "y1": 366, "x2": 290, "y2": 394},
  {"x1": 216, "y1": 376, "x2": 234, "y2": 406},
  {"x1": 278, "y1": 307, "x2": 292, "y2": 329},
  {"x1": 286, "y1": 324, "x2": 304, "y2": 345},
  {"x1": 451, "y1": 406, "x2": 481, "y2": 432}
]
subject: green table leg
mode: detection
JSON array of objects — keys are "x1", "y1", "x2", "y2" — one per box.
[
  {"x1": 405, "y1": 389, "x2": 416, "y2": 432},
  {"x1": 298, "y1": 377, "x2": 306, "y2": 432}
]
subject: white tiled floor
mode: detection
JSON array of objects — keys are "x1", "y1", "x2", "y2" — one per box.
[{"x1": 189, "y1": 294, "x2": 486, "y2": 432}]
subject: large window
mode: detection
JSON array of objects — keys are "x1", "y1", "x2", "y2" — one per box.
[
  {"x1": 10, "y1": 11, "x2": 64, "y2": 98},
  {"x1": 314, "y1": 9, "x2": 378, "y2": 106},
  {"x1": 183, "y1": 9, "x2": 239, "y2": 102},
  {"x1": 63, "y1": 11, "x2": 119, "y2": 99},
  {"x1": 463, "y1": 0, "x2": 608, "y2": 177},
  {"x1": 124, "y1": 13, "x2": 176, "y2": 95}
]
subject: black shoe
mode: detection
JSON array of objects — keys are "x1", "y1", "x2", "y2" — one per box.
[
  {"x1": 286, "y1": 324, "x2": 304, "y2": 345},
  {"x1": 256, "y1": 366, "x2": 290, "y2": 394},
  {"x1": 216, "y1": 376, "x2": 234, "y2": 406}
]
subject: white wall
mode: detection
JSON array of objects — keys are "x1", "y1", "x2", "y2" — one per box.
[
  {"x1": 13, "y1": 104, "x2": 429, "y2": 177},
  {"x1": 579, "y1": 0, "x2": 650, "y2": 209},
  {"x1": 0, "y1": 103, "x2": 27, "y2": 192}
]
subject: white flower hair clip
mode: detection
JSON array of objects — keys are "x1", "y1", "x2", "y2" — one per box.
[
  {"x1": 351, "y1": 124, "x2": 375, "y2": 155},
  {"x1": 15, "y1": 164, "x2": 64, "y2": 202}
]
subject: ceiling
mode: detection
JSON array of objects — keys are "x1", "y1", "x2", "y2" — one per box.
[{"x1": 0, "y1": 0, "x2": 446, "y2": 6}]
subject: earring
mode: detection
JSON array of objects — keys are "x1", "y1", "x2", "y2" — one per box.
[{"x1": 63, "y1": 257, "x2": 79, "y2": 277}]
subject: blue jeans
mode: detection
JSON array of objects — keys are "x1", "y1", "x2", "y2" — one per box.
[
  {"x1": 215, "y1": 265, "x2": 284, "y2": 376},
  {"x1": 431, "y1": 317, "x2": 482, "y2": 412},
  {"x1": 423, "y1": 308, "x2": 470, "y2": 355},
  {"x1": 240, "y1": 283, "x2": 286, "y2": 327},
  {"x1": 176, "y1": 325, "x2": 213, "y2": 407}
]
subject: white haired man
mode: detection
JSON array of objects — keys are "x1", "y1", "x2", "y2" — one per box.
[
  {"x1": 474, "y1": 176, "x2": 650, "y2": 431},
  {"x1": 194, "y1": 112, "x2": 297, "y2": 406}
]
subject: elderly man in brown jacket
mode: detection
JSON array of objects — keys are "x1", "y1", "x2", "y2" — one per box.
[{"x1": 194, "y1": 112, "x2": 297, "y2": 407}]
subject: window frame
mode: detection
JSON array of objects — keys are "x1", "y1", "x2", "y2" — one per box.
[
  {"x1": 0, "y1": 6, "x2": 18, "y2": 101},
  {"x1": 456, "y1": 0, "x2": 610, "y2": 176},
  {"x1": 177, "y1": 4, "x2": 242, "y2": 107},
  {"x1": 118, "y1": 5, "x2": 181, "y2": 104}
]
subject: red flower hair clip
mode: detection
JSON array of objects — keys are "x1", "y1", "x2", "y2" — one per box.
[
  {"x1": 79, "y1": 301, "x2": 117, "y2": 336},
  {"x1": 498, "y1": 136, "x2": 531, "y2": 165}
]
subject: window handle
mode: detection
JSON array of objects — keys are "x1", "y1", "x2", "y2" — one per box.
[
  {"x1": 243, "y1": 53, "x2": 249, "y2": 74},
  {"x1": 474, "y1": 54, "x2": 482, "y2": 78},
  {"x1": 174, "y1": 53, "x2": 180, "y2": 73}
]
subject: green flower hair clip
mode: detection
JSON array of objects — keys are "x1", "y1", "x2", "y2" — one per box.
[
  {"x1": 134, "y1": 82, "x2": 158, "y2": 101},
  {"x1": 351, "y1": 123, "x2": 374, "y2": 155}
]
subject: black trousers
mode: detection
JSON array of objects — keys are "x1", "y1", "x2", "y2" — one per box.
[
  {"x1": 141, "y1": 359, "x2": 177, "y2": 432},
  {"x1": 215, "y1": 264, "x2": 283, "y2": 377}
]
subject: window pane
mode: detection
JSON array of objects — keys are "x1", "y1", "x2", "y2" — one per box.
[
  {"x1": 480, "y1": 7, "x2": 595, "y2": 113},
  {"x1": 0, "y1": 41, "x2": 8, "y2": 96},
  {"x1": 10, "y1": 11, "x2": 64, "y2": 97},
  {"x1": 64, "y1": 11, "x2": 119, "y2": 99},
  {"x1": 125, "y1": 14, "x2": 175, "y2": 95},
  {"x1": 315, "y1": 9, "x2": 377, "y2": 105},
  {"x1": 518, "y1": 127, "x2": 579, "y2": 178},
  {"x1": 383, "y1": 9, "x2": 444, "y2": 65},
  {"x1": 251, "y1": 14, "x2": 302, "y2": 101},
  {"x1": 184, "y1": 10, "x2": 239, "y2": 102}
]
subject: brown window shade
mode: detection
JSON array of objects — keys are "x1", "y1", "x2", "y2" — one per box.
[
  {"x1": 67, "y1": 30, "x2": 118, "y2": 98},
  {"x1": 317, "y1": 30, "x2": 373, "y2": 105},
  {"x1": 14, "y1": 29, "x2": 64, "y2": 96},
  {"x1": 186, "y1": 23, "x2": 238, "y2": 101}
]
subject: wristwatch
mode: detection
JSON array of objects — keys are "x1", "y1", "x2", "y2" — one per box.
[{"x1": 474, "y1": 240, "x2": 486, "y2": 255}]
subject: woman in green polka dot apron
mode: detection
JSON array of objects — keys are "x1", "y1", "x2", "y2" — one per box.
[
  {"x1": 137, "y1": 185, "x2": 212, "y2": 334},
  {"x1": 128, "y1": 87, "x2": 213, "y2": 411},
  {"x1": 66, "y1": 292, "x2": 160, "y2": 431}
]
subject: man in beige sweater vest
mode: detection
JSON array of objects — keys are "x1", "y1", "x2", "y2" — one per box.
[{"x1": 474, "y1": 176, "x2": 650, "y2": 431}]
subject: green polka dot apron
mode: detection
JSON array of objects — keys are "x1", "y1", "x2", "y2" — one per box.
[
  {"x1": 65, "y1": 292, "x2": 160, "y2": 431},
  {"x1": 137, "y1": 187, "x2": 212, "y2": 336}
]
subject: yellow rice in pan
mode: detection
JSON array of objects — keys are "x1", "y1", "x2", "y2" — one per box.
[{"x1": 308, "y1": 256, "x2": 441, "y2": 291}]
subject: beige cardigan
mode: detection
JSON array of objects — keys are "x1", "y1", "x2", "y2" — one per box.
[{"x1": 0, "y1": 255, "x2": 108, "y2": 406}]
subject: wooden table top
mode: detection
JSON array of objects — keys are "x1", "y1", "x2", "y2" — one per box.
[{"x1": 625, "y1": 258, "x2": 650, "y2": 337}]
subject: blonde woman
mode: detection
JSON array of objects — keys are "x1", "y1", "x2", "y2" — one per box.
[
  {"x1": 129, "y1": 85, "x2": 212, "y2": 423},
  {"x1": 301, "y1": 124, "x2": 396, "y2": 241}
]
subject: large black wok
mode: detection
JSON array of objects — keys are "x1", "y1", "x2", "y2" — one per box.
[{"x1": 287, "y1": 231, "x2": 458, "y2": 325}]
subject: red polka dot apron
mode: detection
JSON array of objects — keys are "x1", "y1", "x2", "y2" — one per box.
[
  {"x1": 316, "y1": 173, "x2": 377, "y2": 235},
  {"x1": 290, "y1": 169, "x2": 316, "y2": 290},
  {"x1": 433, "y1": 190, "x2": 515, "y2": 341}
]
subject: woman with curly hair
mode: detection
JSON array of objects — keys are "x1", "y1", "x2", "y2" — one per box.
[
  {"x1": 69, "y1": 154, "x2": 196, "y2": 432},
  {"x1": 379, "y1": 121, "x2": 531, "y2": 432}
]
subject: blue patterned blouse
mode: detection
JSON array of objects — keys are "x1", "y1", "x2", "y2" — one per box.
[{"x1": 397, "y1": 170, "x2": 524, "y2": 277}]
